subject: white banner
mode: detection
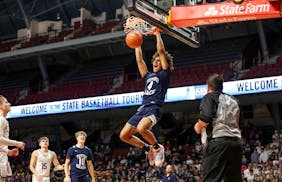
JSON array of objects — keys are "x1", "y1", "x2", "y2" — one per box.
[{"x1": 8, "y1": 76, "x2": 282, "y2": 118}]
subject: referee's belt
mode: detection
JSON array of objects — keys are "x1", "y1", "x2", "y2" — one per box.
[{"x1": 210, "y1": 137, "x2": 240, "y2": 142}]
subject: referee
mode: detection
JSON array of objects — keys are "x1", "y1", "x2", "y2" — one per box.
[{"x1": 194, "y1": 74, "x2": 243, "y2": 182}]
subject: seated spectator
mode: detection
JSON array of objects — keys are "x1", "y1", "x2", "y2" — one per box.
[
  {"x1": 259, "y1": 148, "x2": 270, "y2": 163},
  {"x1": 246, "y1": 169, "x2": 254, "y2": 182},
  {"x1": 162, "y1": 164, "x2": 178, "y2": 182},
  {"x1": 251, "y1": 149, "x2": 260, "y2": 163},
  {"x1": 272, "y1": 130, "x2": 280, "y2": 140}
]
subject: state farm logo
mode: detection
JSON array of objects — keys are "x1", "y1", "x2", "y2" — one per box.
[
  {"x1": 204, "y1": 7, "x2": 218, "y2": 16},
  {"x1": 204, "y1": 2, "x2": 270, "y2": 17}
]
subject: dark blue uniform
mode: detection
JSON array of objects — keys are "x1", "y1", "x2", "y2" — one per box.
[
  {"x1": 128, "y1": 69, "x2": 171, "y2": 127},
  {"x1": 66, "y1": 145, "x2": 94, "y2": 182}
]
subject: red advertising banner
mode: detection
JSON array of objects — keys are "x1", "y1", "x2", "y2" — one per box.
[{"x1": 169, "y1": 0, "x2": 281, "y2": 28}]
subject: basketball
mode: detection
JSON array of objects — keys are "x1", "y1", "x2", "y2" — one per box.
[
  {"x1": 125, "y1": 31, "x2": 143, "y2": 49},
  {"x1": 233, "y1": 0, "x2": 244, "y2": 4}
]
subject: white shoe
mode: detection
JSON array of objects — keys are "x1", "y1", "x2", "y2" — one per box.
[
  {"x1": 145, "y1": 147, "x2": 155, "y2": 166},
  {"x1": 154, "y1": 144, "x2": 165, "y2": 167}
]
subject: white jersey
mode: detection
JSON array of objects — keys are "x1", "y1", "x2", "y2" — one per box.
[
  {"x1": 32, "y1": 149, "x2": 53, "y2": 182},
  {"x1": 0, "y1": 116, "x2": 13, "y2": 177}
]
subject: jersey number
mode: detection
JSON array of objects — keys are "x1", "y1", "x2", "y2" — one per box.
[
  {"x1": 41, "y1": 162, "x2": 47, "y2": 171},
  {"x1": 76, "y1": 154, "x2": 87, "y2": 170},
  {"x1": 147, "y1": 80, "x2": 154, "y2": 90}
]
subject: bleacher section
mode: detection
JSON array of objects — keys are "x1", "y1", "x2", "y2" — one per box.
[
  {"x1": 0, "y1": 40, "x2": 20, "y2": 52},
  {"x1": 19, "y1": 77, "x2": 114, "y2": 104},
  {"x1": 171, "y1": 62, "x2": 233, "y2": 87},
  {"x1": 0, "y1": 19, "x2": 123, "y2": 53},
  {"x1": 17, "y1": 58, "x2": 130, "y2": 104},
  {"x1": 0, "y1": 71, "x2": 37, "y2": 103},
  {"x1": 0, "y1": 5, "x2": 124, "y2": 54},
  {"x1": 14, "y1": 54, "x2": 282, "y2": 105},
  {"x1": 243, "y1": 55, "x2": 282, "y2": 79}
]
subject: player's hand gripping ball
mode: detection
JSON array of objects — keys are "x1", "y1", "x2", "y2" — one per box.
[{"x1": 125, "y1": 31, "x2": 143, "y2": 49}]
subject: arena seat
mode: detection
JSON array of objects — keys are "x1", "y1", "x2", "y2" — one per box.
[{"x1": 243, "y1": 56, "x2": 282, "y2": 79}]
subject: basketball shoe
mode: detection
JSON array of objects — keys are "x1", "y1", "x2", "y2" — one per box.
[
  {"x1": 145, "y1": 147, "x2": 155, "y2": 166},
  {"x1": 154, "y1": 144, "x2": 165, "y2": 167}
]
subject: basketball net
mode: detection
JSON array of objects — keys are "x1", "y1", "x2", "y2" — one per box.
[{"x1": 124, "y1": 16, "x2": 156, "y2": 35}]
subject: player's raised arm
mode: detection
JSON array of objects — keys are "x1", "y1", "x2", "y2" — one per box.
[
  {"x1": 135, "y1": 47, "x2": 148, "y2": 78},
  {"x1": 154, "y1": 29, "x2": 169, "y2": 70}
]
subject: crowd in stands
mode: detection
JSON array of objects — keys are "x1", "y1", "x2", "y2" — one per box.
[{"x1": 7, "y1": 125, "x2": 282, "y2": 182}]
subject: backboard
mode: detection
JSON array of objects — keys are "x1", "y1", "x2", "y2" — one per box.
[{"x1": 124, "y1": 0, "x2": 200, "y2": 48}]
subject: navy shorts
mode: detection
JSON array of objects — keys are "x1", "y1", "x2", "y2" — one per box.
[
  {"x1": 128, "y1": 104, "x2": 162, "y2": 127},
  {"x1": 71, "y1": 175, "x2": 91, "y2": 182}
]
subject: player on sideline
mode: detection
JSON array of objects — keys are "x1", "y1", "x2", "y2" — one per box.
[
  {"x1": 64, "y1": 131, "x2": 96, "y2": 182},
  {"x1": 29, "y1": 136, "x2": 64, "y2": 182},
  {"x1": 0, "y1": 95, "x2": 25, "y2": 182},
  {"x1": 119, "y1": 28, "x2": 174, "y2": 167}
]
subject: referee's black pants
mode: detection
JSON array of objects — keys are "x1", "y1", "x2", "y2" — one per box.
[{"x1": 202, "y1": 137, "x2": 243, "y2": 182}]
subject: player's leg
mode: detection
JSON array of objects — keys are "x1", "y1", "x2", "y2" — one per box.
[
  {"x1": 137, "y1": 116, "x2": 164, "y2": 167},
  {"x1": 32, "y1": 175, "x2": 39, "y2": 182},
  {"x1": 136, "y1": 105, "x2": 161, "y2": 146},
  {"x1": 136, "y1": 117, "x2": 159, "y2": 166},
  {"x1": 120, "y1": 123, "x2": 147, "y2": 148},
  {"x1": 136, "y1": 117, "x2": 157, "y2": 145},
  {"x1": 70, "y1": 175, "x2": 81, "y2": 182},
  {"x1": 0, "y1": 157, "x2": 12, "y2": 182},
  {"x1": 120, "y1": 110, "x2": 150, "y2": 149},
  {"x1": 43, "y1": 177, "x2": 51, "y2": 182},
  {"x1": 81, "y1": 174, "x2": 91, "y2": 182}
]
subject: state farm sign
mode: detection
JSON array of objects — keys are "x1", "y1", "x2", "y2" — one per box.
[
  {"x1": 170, "y1": 0, "x2": 281, "y2": 27},
  {"x1": 219, "y1": 3, "x2": 270, "y2": 15}
]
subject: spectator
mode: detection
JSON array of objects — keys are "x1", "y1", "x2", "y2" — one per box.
[
  {"x1": 272, "y1": 130, "x2": 279, "y2": 140},
  {"x1": 162, "y1": 164, "x2": 178, "y2": 182},
  {"x1": 259, "y1": 148, "x2": 269, "y2": 163},
  {"x1": 250, "y1": 149, "x2": 260, "y2": 163}
]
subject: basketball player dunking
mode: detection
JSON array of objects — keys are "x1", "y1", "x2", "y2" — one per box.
[
  {"x1": 119, "y1": 28, "x2": 174, "y2": 167},
  {"x1": 29, "y1": 136, "x2": 64, "y2": 182}
]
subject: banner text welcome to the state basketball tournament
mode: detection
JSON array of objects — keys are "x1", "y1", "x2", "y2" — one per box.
[{"x1": 8, "y1": 76, "x2": 282, "y2": 118}]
